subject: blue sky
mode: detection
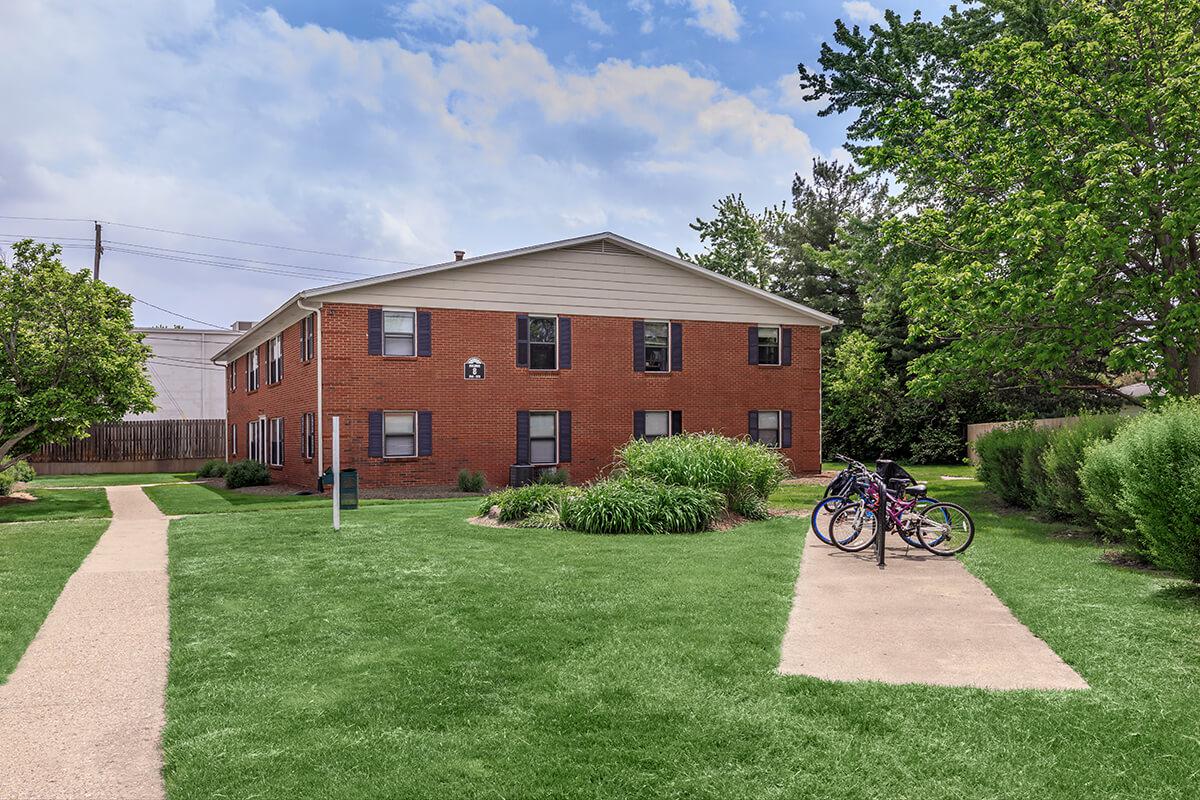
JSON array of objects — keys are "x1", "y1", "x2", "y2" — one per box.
[{"x1": 0, "y1": 0, "x2": 951, "y2": 328}]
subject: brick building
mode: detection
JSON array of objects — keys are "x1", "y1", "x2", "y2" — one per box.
[{"x1": 211, "y1": 233, "x2": 838, "y2": 489}]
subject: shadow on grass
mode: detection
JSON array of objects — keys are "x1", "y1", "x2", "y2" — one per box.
[{"x1": 1150, "y1": 582, "x2": 1200, "y2": 610}]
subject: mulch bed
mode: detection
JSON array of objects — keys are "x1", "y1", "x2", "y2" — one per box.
[
  {"x1": 782, "y1": 471, "x2": 839, "y2": 486},
  {"x1": 0, "y1": 491, "x2": 36, "y2": 505}
]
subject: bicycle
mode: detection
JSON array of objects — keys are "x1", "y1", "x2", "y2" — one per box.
[
  {"x1": 813, "y1": 456, "x2": 940, "y2": 548},
  {"x1": 826, "y1": 459, "x2": 974, "y2": 556}
]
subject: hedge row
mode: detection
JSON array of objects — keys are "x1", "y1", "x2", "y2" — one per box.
[{"x1": 976, "y1": 402, "x2": 1200, "y2": 581}]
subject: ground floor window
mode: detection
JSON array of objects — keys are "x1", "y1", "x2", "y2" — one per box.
[
  {"x1": 247, "y1": 420, "x2": 261, "y2": 462},
  {"x1": 755, "y1": 410, "x2": 780, "y2": 447},
  {"x1": 530, "y1": 411, "x2": 558, "y2": 464},
  {"x1": 384, "y1": 412, "x2": 417, "y2": 457},
  {"x1": 269, "y1": 417, "x2": 284, "y2": 466},
  {"x1": 301, "y1": 412, "x2": 315, "y2": 460},
  {"x1": 643, "y1": 410, "x2": 670, "y2": 442}
]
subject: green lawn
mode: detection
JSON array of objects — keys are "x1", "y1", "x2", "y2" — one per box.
[
  {"x1": 164, "y1": 472, "x2": 1200, "y2": 799},
  {"x1": 0, "y1": 488, "x2": 111, "y2": 524},
  {"x1": 28, "y1": 472, "x2": 195, "y2": 488},
  {"x1": 0, "y1": 519, "x2": 108, "y2": 680},
  {"x1": 145, "y1": 482, "x2": 349, "y2": 516}
]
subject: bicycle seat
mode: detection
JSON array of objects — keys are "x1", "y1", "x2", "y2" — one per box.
[{"x1": 903, "y1": 483, "x2": 927, "y2": 496}]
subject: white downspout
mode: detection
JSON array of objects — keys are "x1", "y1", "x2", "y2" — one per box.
[{"x1": 297, "y1": 298, "x2": 324, "y2": 473}]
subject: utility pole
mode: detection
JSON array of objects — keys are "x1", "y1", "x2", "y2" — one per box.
[{"x1": 92, "y1": 221, "x2": 102, "y2": 280}]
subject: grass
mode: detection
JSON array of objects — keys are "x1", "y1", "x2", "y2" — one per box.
[
  {"x1": 144, "y1": 482, "x2": 405, "y2": 516},
  {"x1": 0, "y1": 519, "x2": 108, "y2": 680},
  {"x1": 28, "y1": 472, "x2": 195, "y2": 488},
  {"x1": 164, "y1": 468, "x2": 1200, "y2": 799},
  {"x1": 0, "y1": 488, "x2": 112, "y2": 523}
]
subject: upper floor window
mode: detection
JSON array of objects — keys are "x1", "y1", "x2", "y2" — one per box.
[
  {"x1": 529, "y1": 316, "x2": 557, "y2": 370},
  {"x1": 228, "y1": 363, "x2": 236, "y2": 393},
  {"x1": 384, "y1": 310, "x2": 415, "y2": 356},
  {"x1": 246, "y1": 350, "x2": 259, "y2": 391},
  {"x1": 756, "y1": 326, "x2": 780, "y2": 366},
  {"x1": 267, "y1": 335, "x2": 283, "y2": 384},
  {"x1": 300, "y1": 314, "x2": 315, "y2": 361},
  {"x1": 643, "y1": 321, "x2": 669, "y2": 372},
  {"x1": 384, "y1": 411, "x2": 417, "y2": 457}
]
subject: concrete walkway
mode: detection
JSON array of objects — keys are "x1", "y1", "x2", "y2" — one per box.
[
  {"x1": 0, "y1": 486, "x2": 169, "y2": 799},
  {"x1": 779, "y1": 531, "x2": 1088, "y2": 690}
]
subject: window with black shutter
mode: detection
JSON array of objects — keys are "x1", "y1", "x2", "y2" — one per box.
[
  {"x1": 529, "y1": 316, "x2": 557, "y2": 370},
  {"x1": 383, "y1": 310, "x2": 416, "y2": 356},
  {"x1": 643, "y1": 321, "x2": 669, "y2": 372},
  {"x1": 755, "y1": 326, "x2": 781, "y2": 366},
  {"x1": 529, "y1": 411, "x2": 557, "y2": 464},
  {"x1": 383, "y1": 411, "x2": 417, "y2": 457},
  {"x1": 753, "y1": 410, "x2": 781, "y2": 447}
]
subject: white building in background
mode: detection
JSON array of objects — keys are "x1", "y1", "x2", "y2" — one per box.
[{"x1": 128, "y1": 324, "x2": 253, "y2": 421}]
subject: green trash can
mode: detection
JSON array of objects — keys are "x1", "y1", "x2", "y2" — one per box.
[{"x1": 338, "y1": 468, "x2": 358, "y2": 510}]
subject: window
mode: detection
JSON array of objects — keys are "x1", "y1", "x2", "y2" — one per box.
[
  {"x1": 644, "y1": 411, "x2": 670, "y2": 442},
  {"x1": 756, "y1": 410, "x2": 780, "y2": 447},
  {"x1": 247, "y1": 350, "x2": 259, "y2": 391},
  {"x1": 757, "y1": 326, "x2": 780, "y2": 365},
  {"x1": 228, "y1": 363, "x2": 236, "y2": 392},
  {"x1": 300, "y1": 314, "x2": 315, "y2": 361},
  {"x1": 529, "y1": 316, "x2": 557, "y2": 370},
  {"x1": 301, "y1": 412, "x2": 315, "y2": 460},
  {"x1": 268, "y1": 417, "x2": 284, "y2": 466},
  {"x1": 384, "y1": 412, "x2": 417, "y2": 457},
  {"x1": 643, "y1": 321, "x2": 669, "y2": 372},
  {"x1": 267, "y1": 335, "x2": 283, "y2": 384},
  {"x1": 529, "y1": 411, "x2": 558, "y2": 464},
  {"x1": 230, "y1": 423, "x2": 237, "y2": 456},
  {"x1": 383, "y1": 310, "x2": 415, "y2": 356},
  {"x1": 247, "y1": 420, "x2": 260, "y2": 461}
]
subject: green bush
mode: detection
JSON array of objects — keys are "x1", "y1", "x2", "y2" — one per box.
[
  {"x1": 1089, "y1": 401, "x2": 1200, "y2": 580},
  {"x1": 514, "y1": 510, "x2": 563, "y2": 529},
  {"x1": 975, "y1": 425, "x2": 1039, "y2": 507},
  {"x1": 0, "y1": 460, "x2": 36, "y2": 495},
  {"x1": 619, "y1": 433, "x2": 789, "y2": 511},
  {"x1": 225, "y1": 459, "x2": 270, "y2": 489},
  {"x1": 457, "y1": 469, "x2": 486, "y2": 493},
  {"x1": 1019, "y1": 428, "x2": 1055, "y2": 515},
  {"x1": 479, "y1": 484, "x2": 576, "y2": 522},
  {"x1": 197, "y1": 459, "x2": 229, "y2": 478},
  {"x1": 1079, "y1": 437, "x2": 1142, "y2": 551},
  {"x1": 534, "y1": 467, "x2": 570, "y2": 486},
  {"x1": 559, "y1": 477, "x2": 725, "y2": 534},
  {"x1": 1041, "y1": 414, "x2": 1126, "y2": 522}
]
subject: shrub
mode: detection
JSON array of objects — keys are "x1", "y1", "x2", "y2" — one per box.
[
  {"x1": 619, "y1": 432, "x2": 789, "y2": 511},
  {"x1": 1019, "y1": 427, "x2": 1055, "y2": 516},
  {"x1": 0, "y1": 460, "x2": 36, "y2": 495},
  {"x1": 975, "y1": 425, "x2": 1039, "y2": 507},
  {"x1": 225, "y1": 459, "x2": 270, "y2": 489},
  {"x1": 534, "y1": 467, "x2": 570, "y2": 486},
  {"x1": 1091, "y1": 400, "x2": 1200, "y2": 580},
  {"x1": 1042, "y1": 414, "x2": 1126, "y2": 523},
  {"x1": 457, "y1": 469, "x2": 486, "y2": 493},
  {"x1": 197, "y1": 459, "x2": 229, "y2": 478},
  {"x1": 514, "y1": 510, "x2": 563, "y2": 529},
  {"x1": 559, "y1": 477, "x2": 725, "y2": 534},
  {"x1": 1079, "y1": 437, "x2": 1142, "y2": 551},
  {"x1": 478, "y1": 484, "x2": 576, "y2": 522}
]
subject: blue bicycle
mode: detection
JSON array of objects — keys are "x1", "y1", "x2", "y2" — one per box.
[{"x1": 811, "y1": 456, "x2": 940, "y2": 548}]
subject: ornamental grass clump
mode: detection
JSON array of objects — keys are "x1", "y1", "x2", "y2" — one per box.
[
  {"x1": 559, "y1": 477, "x2": 724, "y2": 534},
  {"x1": 478, "y1": 483, "x2": 576, "y2": 523},
  {"x1": 618, "y1": 432, "x2": 789, "y2": 512}
]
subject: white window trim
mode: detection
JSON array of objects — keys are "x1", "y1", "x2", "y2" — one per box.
[
  {"x1": 268, "y1": 335, "x2": 283, "y2": 384},
  {"x1": 643, "y1": 409, "x2": 671, "y2": 441},
  {"x1": 757, "y1": 409, "x2": 782, "y2": 449},
  {"x1": 247, "y1": 349, "x2": 259, "y2": 391},
  {"x1": 529, "y1": 409, "x2": 559, "y2": 465},
  {"x1": 528, "y1": 315, "x2": 559, "y2": 372},
  {"x1": 269, "y1": 417, "x2": 284, "y2": 467},
  {"x1": 382, "y1": 308, "x2": 418, "y2": 358},
  {"x1": 756, "y1": 325, "x2": 782, "y2": 366},
  {"x1": 229, "y1": 362, "x2": 236, "y2": 392},
  {"x1": 643, "y1": 320, "x2": 671, "y2": 373},
  {"x1": 382, "y1": 410, "x2": 419, "y2": 459}
]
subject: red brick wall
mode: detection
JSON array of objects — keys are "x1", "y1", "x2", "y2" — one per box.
[{"x1": 228, "y1": 303, "x2": 822, "y2": 490}]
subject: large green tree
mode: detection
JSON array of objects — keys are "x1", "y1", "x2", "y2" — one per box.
[
  {"x1": 677, "y1": 194, "x2": 785, "y2": 290},
  {"x1": 802, "y1": 0, "x2": 1200, "y2": 399},
  {"x1": 0, "y1": 240, "x2": 155, "y2": 470}
]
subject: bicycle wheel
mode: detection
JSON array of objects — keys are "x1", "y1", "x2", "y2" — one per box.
[
  {"x1": 810, "y1": 492, "x2": 860, "y2": 545},
  {"x1": 898, "y1": 496, "x2": 943, "y2": 548},
  {"x1": 915, "y1": 502, "x2": 974, "y2": 556},
  {"x1": 828, "y1": 502, "x2": 877, "y2": 553}
]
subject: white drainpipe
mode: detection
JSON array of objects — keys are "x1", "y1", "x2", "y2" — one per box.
[{"x1": 297, "y1": 298, "x2": 323, "y2": 473}]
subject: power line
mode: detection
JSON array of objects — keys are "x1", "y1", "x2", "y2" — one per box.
[
  {"x1": 132, "y1": 297, "x2": 225, "y2": 329},
  {"x1": 106, "y1": 240, "x2": 372, "y2": 277},
  {"x1": 106, "y1": 246, "x2": 368, "y2": 281}
]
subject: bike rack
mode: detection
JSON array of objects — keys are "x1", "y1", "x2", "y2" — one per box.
[{"x1": 875, "y1": 489, "x2": 886, "y2": 569}]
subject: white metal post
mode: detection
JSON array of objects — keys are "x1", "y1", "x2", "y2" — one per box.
[{"x1": 332, "y1": 415, "x2": 341, "y2": 531}]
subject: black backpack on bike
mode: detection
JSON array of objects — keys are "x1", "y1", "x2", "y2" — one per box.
[{"x1": 875, "y1": 459, "x2": 918, "y2": 493}]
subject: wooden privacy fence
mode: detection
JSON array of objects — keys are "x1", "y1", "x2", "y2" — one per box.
[{"x1": 30, "y1": 419, "x2": 225, "y2": 471}]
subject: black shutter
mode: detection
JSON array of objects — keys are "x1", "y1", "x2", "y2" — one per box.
[
  {"x1": 633, "y1": 410, "x2": 646, "y2": 439},
  {"x1": 559, "y1": 316, "x2": 572, "y2": 369},
  {"x1": 632, "y1": 320, "x2": 645, "y2": 372},
  {"x1": 417, "y1": 311, "x2": 432, "y2": 357},
  {"x1": 516, "y1": 410, "x2": 530, "y2": 464},
  {"x1": 558, "y1": 411, "x2": 572, "y2": 463},
  {"x1": 516, "y1": 315, "x2": 529, "y2": 367},
  {"x1": 670, "y1": 322, "x2": 683, "y2": 372},
  {"x1": 418, "y1": 411, "x2": 432, "y2": 456},
  {"x1": 368, "y1": 309, "x2": 382, "y2": 356},
  {"x1": 279, "y1": 418, "x2": 285, "y2": 465},
  {"x1": 671, "y1": 410, "x2": 683, "y2": 436},
  {"x1": 782, "y1": 411, "x2": 793, "y2": 448},
  {"x1": 299, "y1": 413, "x2": 306, "y2": 455},
  {"x1": 781, "y1": 326, "x2": 792, "y2": 367},
  {"x1": 368, "y1": 411, "x2": 383, "y2": 457},
  {"x1": 748, "y1": 326, "x2": 759, "y2": 365},
  {"x1": 748, "y1": 410, "x2": 759, "y2": 442}
]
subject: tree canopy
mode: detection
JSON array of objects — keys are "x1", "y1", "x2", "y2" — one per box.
[{"x1": 0, "y1": 240, "x2": 155, "y2": 470}]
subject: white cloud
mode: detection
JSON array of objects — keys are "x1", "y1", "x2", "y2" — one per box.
[
  {"x1": 0, "y1": 0, "x2": 815, "y2": 327},
  {"x1": 685, "y1": 0, "x2": 743, "y2": 41},
  {"x1": 842, "y1": 1, "x2": 884, "y2": 25},
  {"x1": 628, "y1": 0, "x2": 655, "y2": 33},
  {"x1": 571, "y1": 2, "x2": 613, "y2": 36},
  {"x1": 775, "y1": 71, "x2": 822, "y2": 114}
]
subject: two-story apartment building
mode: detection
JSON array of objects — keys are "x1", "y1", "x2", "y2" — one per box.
[{"x1": 211, "y1": 232, "x2": 838, "y2": 489}]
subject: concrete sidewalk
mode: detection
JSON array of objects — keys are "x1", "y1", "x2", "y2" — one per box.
[
  {"x1": 0, "y1": 486, "x2": 169, "y2": 799},
  {"x1": 778, "y1": 531, "x2": 1088, "y2": 690}
]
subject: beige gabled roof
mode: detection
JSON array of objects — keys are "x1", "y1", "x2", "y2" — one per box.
[{"x1": 211, "y1": 231, "x2": 840, "y2": 362}]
